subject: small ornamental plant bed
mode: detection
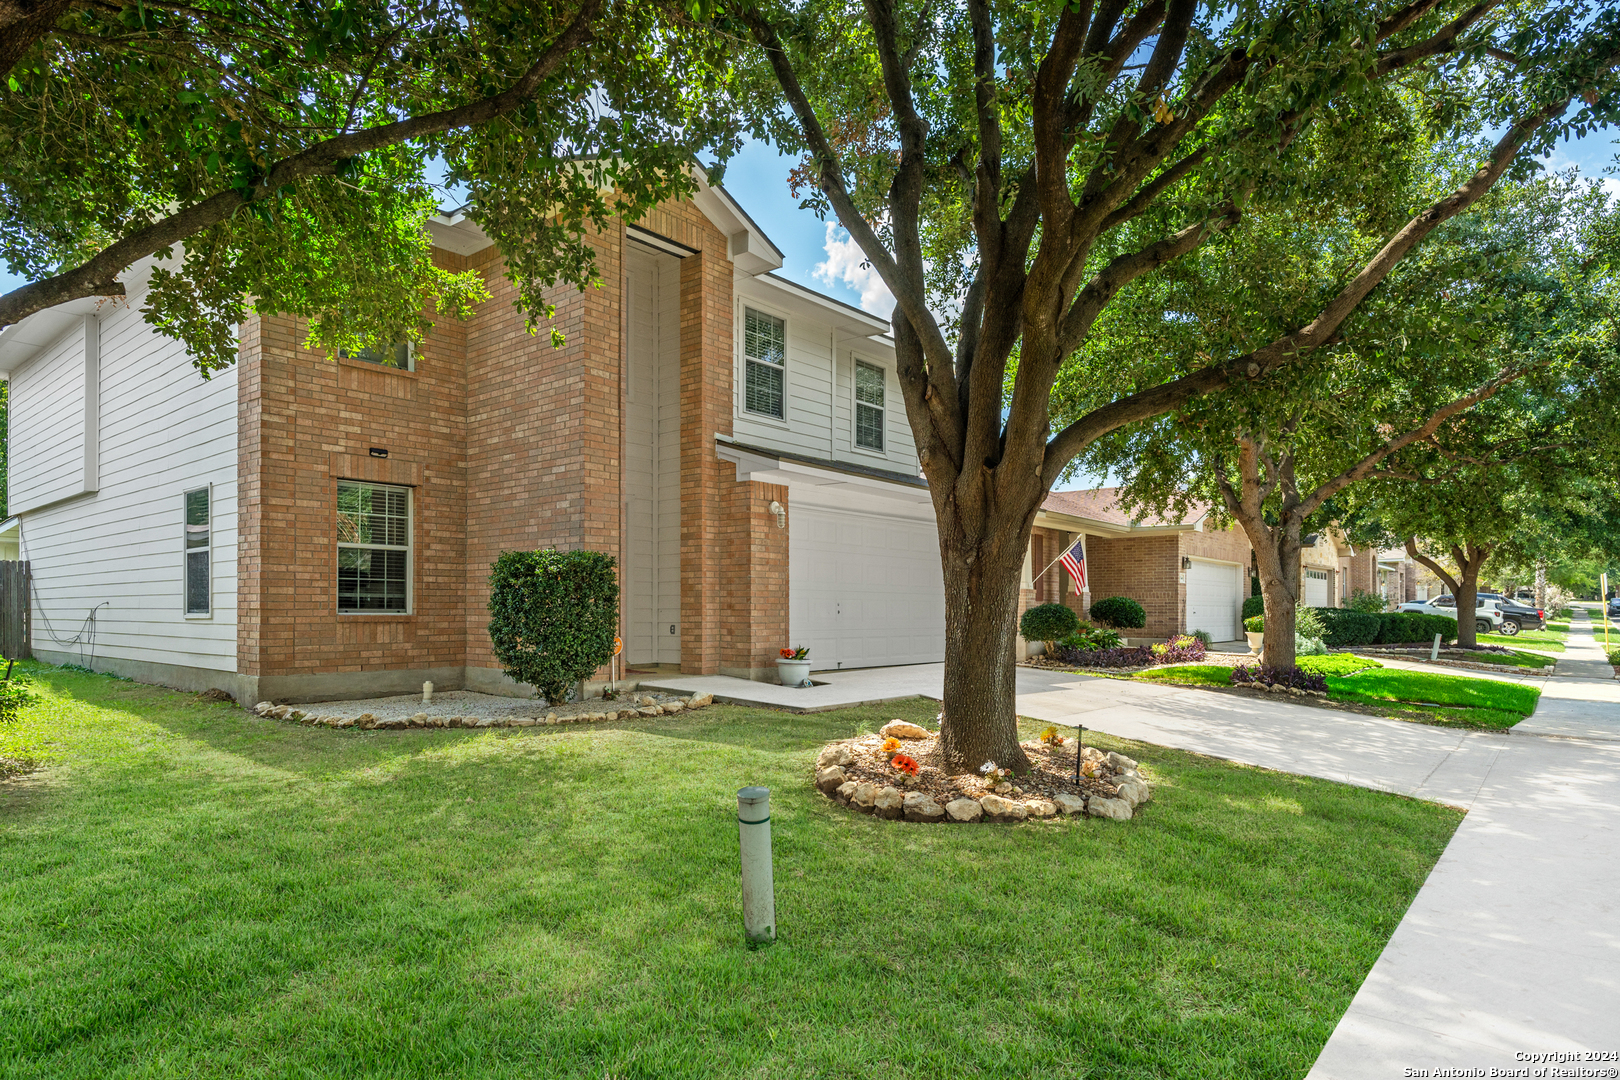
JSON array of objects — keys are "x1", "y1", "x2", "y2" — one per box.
[
  {"x1": 814, "y1": 720, "x2": 1151, "y2": 823},
  {"x1": 252, "y1": 689, "x2": 714, "y2": 730},
  {"x1": 1023, "y1": 633, "x2": 1207, "y2": 672}
]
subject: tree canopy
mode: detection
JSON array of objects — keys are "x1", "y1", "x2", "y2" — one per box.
[
  {"x1": 740, "y1": 0, "x2": 1620, "y2": 769},
  {"x1": 0, "y1": 0, "x2": 755, "y2": 371}
]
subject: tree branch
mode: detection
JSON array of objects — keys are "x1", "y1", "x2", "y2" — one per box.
[{"x1": 0, "y1": 0, "x2": 603, "y2": 330}]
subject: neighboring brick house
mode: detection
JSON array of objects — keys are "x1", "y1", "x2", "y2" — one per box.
[
  {"x1": 1341, "y1": 545, "x2": 1421, "y2": 606},
  {"x1": 0, "y1": 176, "x2": 948, "y2": 703},
  {"x1": 1020, "y1": 488, "x2": 1253, "y2": 645}
]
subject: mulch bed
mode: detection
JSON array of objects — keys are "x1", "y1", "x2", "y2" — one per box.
[{"x1": 835, "y1": 731, "x2": 1127, "y2": 806}]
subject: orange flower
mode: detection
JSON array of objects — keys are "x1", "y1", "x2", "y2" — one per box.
[
  {"x1": 891, "y1": 754, "x2": 919, "y2": 776},
  {"x1": 780, "y1": 648, "x2": 795, "y2": 659},
  {"x1": 881, "y1": 736, "x2": 901, "y2": 753}
]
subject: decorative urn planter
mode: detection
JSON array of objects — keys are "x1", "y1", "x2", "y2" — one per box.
[
  {"x1": 1245, "y1": 631, "x2": 1264, "y2": 654},
  {"x1": 777, "y1": 658, "x2": 812, "y2": 687}
]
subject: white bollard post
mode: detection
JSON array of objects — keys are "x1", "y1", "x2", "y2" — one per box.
[
  {"x1": 737, "y1": 786, "x2": 775, "y2": 944},
  {"x1": 1430, "y1": 633, "x2": 1442, "y2": 662},
  {"x1": 423, "y1": 680, "x2": 434, "y2": 705}
]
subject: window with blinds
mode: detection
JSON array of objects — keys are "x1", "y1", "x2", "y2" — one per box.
[
  {"x1": 336, "y1": 481, "x2": 411, "y2": 612},
  {"x1": 855, "y1": 360, "x2": 885, "y2": 451},
  {"x1": 743, "y1": 308, "x2": 786, "y2": 419}
]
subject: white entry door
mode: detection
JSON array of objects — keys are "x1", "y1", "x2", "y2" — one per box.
[
  {"x1": 1304, "y1": 569, "x2": 1330, "y2": 608},
  {"x1": 1186, "y1": 559, "x2": 1241, "y2": 641},
  {"x1": 789, "y1": 503, "x2": 946, "y2": 669}
]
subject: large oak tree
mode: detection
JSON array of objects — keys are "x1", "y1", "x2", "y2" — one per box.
[{"x1": 738, "y1": 0, "x2": 1620, "y2": 771}]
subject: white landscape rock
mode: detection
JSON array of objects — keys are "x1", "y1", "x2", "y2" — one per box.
[
  {"x1": 815, "y1": 766, "x2": 848, "y2": 794},
  {"x1": 873, "y1": 786, "x2": 906, "y2": 820},
  {"x1": 1086, "y1": 796, "x2": 1133, "y2": 820},
  {"x1": 836, "y1": 781, "x2": 858, "y2": 804},
  {"x1": 1026, "y1": 799, "x2": 1059, "y2": 819},
  {"x1": 688, "y1": 693, "x2": 714, "y2": 708},
  {"x1": 945, "y1": 797, "x2": 984, "y2": 823},
  {"x1": 1112, "y1": 778, "x2": 1150, "y2": 807},
  {"x1": 816, "y1": 744, "x2": 854, "y2": 769},
  {"x1": 879, "y1": 719, "x2": 933, "y2": 740},
  {"x1": 979, "y1": 793, "x2": 1029, "y2": 823},
  {"x1": 1052, "y1": 793, "x2": 1087, "y2": 816},
  {"x1": 902, "y1": 792, "x2": 945, "y2": 822},
  {"x1": 850, "y1": 782, "x2": 879, "y2": 813},
  {"x1": 1105, "y1": 751, "x2": 1139, "y2": 772}
]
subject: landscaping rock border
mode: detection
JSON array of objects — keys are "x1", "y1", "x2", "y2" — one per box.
[
  {"x1": 815, "y1": 722, "x2": 1151, "y2": 823},
  {"x1": 253, "y1": 691, "x2": 714, "y2": 730}
]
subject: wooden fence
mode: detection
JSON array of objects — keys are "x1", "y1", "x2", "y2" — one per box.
[{"x1": 0, "y1": 561, "x2": 31, "y2": 661}]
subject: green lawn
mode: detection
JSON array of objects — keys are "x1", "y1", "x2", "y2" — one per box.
[
  {"x1": 0, "y1": 665, "x2": 1465, "y2": 1079},
  {"x1": 1325, "y1": 668, "x2": 1540, "y2": 718},
  {"x1": 1460, "y1": 649, "x2": 1557, "y2": 670},
  {"x1": 1134, "y1": 658, "x2": 1535, "y2": 731},
  {"x1": 1479, "y1": 627, "x2": 1566, "y2": 652}
]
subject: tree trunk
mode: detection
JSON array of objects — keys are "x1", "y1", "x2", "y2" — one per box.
[
  {"x1": 1226, "y1": 507, "x2": 1304, "y2": 669},
  {"x1": 1535, "y1": 562, "x2": 1547, "y2": 611},
  {"x1": 935, "y1": 536, "x2": 1034, "y2": 775},
  {"x1": 1451, "y1": 545, "x2": 1493, "y2": 648}
]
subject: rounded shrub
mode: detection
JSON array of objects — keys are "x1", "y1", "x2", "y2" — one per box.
[
  {"x1": 1020, "y1": 602, "x2": 1080, "y2": 646},
  {"x1": 488, "y1": 549, "x2": 620, "y2": 706},
  {"x1": 1241, "y1": 594, "x2": 1265, "y2": 620},
  {"x1": 1090, "y1": 596, "x2": 1147, "y2": 629}
]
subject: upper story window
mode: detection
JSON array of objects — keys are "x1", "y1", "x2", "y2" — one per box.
[
  {"x1": 743, "y1": 308, "x2": 785, "y2": 419},
  {"x1": 337, "y1": 481, "x2": 411, "y2": 613},
  {"x1": 855, "y1": 360, "x2": 885, "y2": 452},
  {"x1": 184, "y1": 487, "x2": 210, "y2": 615},
  {"x1": 341, "y1": 341, "x2": 414, "y2": 371}
]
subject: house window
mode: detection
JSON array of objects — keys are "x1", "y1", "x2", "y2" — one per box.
[
  {"x1": 855, "y1": 360, "x2": 885, "y2": 451},
  {"x1": 184, "y1": 487, "x2": 210, "y2": 615},
  {"x1": 743, "y1": 307, "x2": 785, "y2": 418},
  {"x1": 342, "y1": 341, "x2": 414, "y2": 371},
  {"x1": 336, "y1": 481, "x2": 410, "y2": 613}
]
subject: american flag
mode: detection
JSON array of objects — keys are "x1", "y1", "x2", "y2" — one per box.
[{"x1": 1059, "y1": 537, "x2": 1087, "y2": 589}]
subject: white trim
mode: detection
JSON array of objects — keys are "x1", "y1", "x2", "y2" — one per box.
[
  {"x1": 83, "y1": 315, "x2": 100, "y2": 493},
  {"x1": 851, "y1": 355, "x2": 888, "y2": 456}
]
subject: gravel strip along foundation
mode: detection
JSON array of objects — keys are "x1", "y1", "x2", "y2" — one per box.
[
  {"x1": 252, "y1": 689, "x2": 715, "y2": 730},
  {"x1": 814, "y1": 720, "x2": 1153, "y2": 823}
]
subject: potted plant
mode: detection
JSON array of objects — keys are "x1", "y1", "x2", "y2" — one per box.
[
  {"x1": 777, "y1": 646, "x2": 812, "y2": 687},
  {"x1": 1243, "y1": 614, "x2": 1264, "y2": 654}
]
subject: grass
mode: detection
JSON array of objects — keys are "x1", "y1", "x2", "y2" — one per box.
[
  {"x1": 1607, "y1": 647, "x2": 1620, "y2": 666},
  {"x1": 0, "y1": 665, "x2": 1466, "y2": 1079},
  {"x1": 1325, "y1": 668, "x2": 1540, "y2": 717},
  {"x1": 1133, "y1": 657, "x2": 1533, "y2": 731},
  {"x1": 1479, "y1": 627, "x2": 1566, "y2": 652},
  {"x1": 1457, "y1": 649, "x2": 1557, "y2": 670}
]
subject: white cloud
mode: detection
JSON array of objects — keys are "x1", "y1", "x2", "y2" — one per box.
[{"x1": 813, "y1": 223, "x2": 895, "y2": 318}]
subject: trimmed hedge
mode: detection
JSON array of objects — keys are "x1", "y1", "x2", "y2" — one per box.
[
  {"x1": 1313, "y1": 607, "x2": 1455, "y2": 647},
  {"x1": 1021, "y1": 602, "x2": 1079, "y2": 644},
  {"x1": 1090, "y1": 596, "x2": 1147, "y2": 629},
  {"x1": 1242, "y1": 595, "x2": 1265, "y2": 620},
  {"x1": 488, "y1": 549, "x2": 620, "y2": 705}
]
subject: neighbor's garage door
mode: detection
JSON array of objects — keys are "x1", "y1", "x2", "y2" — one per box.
[
  {"x1": 1304, "y1": 569, "x2": 1331, "y2": 608},
  {"x1": 1186, "y1": 559, "x2": 1241, "y2": 641},
  {"x1": 790, "y1": 504, "x2": 946, "y2": 670}
]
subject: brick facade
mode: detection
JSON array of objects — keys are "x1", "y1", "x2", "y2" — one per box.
[{"x1": 235, "y1": 199, "x2": 787, "y2": 700}]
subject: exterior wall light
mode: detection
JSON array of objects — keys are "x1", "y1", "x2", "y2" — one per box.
[{"x1": 768, "y1": 501, "x2": 786, "y2": 529}]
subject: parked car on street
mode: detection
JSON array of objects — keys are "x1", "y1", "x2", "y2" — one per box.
[
  {"x1": 1607, "y1": 597, "x2": 1620, "y2": 617},
  {"x1": 1398, "y1": 595, "x2": 1506, "y2": 635}
]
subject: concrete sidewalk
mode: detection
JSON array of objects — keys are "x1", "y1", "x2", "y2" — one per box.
[
  {"x1": 1011, "y1": 618, "x2": 1620, "y2": 1072},
  {"x1": 1307, "y1": 613, "x2": 1620, "y2": 1074}
]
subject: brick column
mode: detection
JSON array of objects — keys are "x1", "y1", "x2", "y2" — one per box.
[
  {"x1": 679, "y1": 249, "x2": 734, "y2": 674},
  {"x1": 720, "y1": 481, "x2": 788, "y2": 679}
]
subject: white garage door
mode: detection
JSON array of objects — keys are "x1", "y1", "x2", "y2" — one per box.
[
  {"x1": 790, "y1": 504, "x2": 946, "y2": 670},
  {"x1": 1186, "y1": 559, "x2": 1240, "y2": 641},
  {"x1": 1304, "y1": 569, "x2": 1330, "y2": 608}
]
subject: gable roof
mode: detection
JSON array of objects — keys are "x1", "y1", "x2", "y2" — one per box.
[{"x1": 1038, "y1": 487, "x2": 1212, "y2": 534}]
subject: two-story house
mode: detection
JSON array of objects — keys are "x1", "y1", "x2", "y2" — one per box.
[{"x1": 0, "y1": 175, "x2": 946, "y2": 703}]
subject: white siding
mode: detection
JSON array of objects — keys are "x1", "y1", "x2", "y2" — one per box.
[
  {"x1": 732, "y1": 280, "x2": 919, "y2": 477},
  {"x1": 9, "y1": 319, "x2": 91, "y2": 513},
  {"x1": 13, "y1": 299, "x2": 238, "y2": 673}
]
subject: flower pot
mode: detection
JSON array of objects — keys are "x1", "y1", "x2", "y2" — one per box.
[
  {"x1": 777, "y1": 658, "x2": 812, "y2": 687},
  {"x1": 1245, "y1": 631, "x2": 1264, "y2": 654}
]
